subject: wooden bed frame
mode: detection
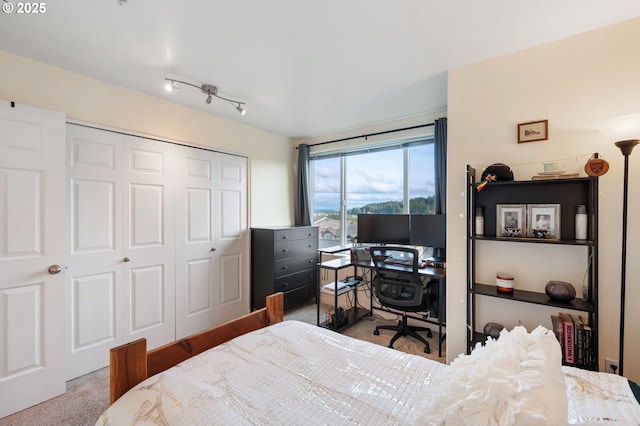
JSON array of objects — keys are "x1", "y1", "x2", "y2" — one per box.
[{"x1": 109, "y1": 292, "x2": 284, "y2": 403}]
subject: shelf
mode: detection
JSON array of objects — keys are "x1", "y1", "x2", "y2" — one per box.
[
  {"x1": 318, "y1": 306, "x2": 370, "y2": 332},
  {"x1": 472, "y1": 236, "x2": 595, "y2": 246},
  {"x1": 320, "y1": 280, "x2": 361, "y2": 296},
  {"x1": 472, "y1": 283, "x2": 595, "y2": 313},
  {"x1": 479, "y1": 177, "x2": 593, "y2": 186},
  {"x1": 319, "y1": 257, "x2": 354, "y2": 270}
]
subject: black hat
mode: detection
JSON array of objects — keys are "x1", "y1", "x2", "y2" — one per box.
[{"x1": 481, "y1": 163, "x2": 514, "y2": 182}]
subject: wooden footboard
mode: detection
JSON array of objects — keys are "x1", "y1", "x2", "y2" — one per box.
[{"x1": 110, "y1": 292, "x2": 284, "y2": 403}]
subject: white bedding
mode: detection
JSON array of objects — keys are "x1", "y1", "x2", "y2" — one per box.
[
  {"x1": 97, "y1": 320, "x2": 445, "y2": 425},
  {"x1": 97, "y1": 321, "x2": 640, "y2": 425},
  {"x1": 564, "y1": 366, "x2": 640, "y2": 424}
]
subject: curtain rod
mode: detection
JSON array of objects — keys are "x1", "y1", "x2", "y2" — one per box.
[{"x1": 297, "y1": 122, "x2": 435, "y2": 149}]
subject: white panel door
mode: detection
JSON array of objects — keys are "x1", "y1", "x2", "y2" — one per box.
[
  {"x1": 0, "y1": 102, "x2": 66, "y2": 418},
  {"x1": 175, "y1": 147, "x2": 217, "y2": 338},
  {"x1": 65, "y1": 125, "x2": 123, "y2": 380},
  {"x1": 123, "y1": 135, "x2": 175, "y2": 349},
  {"x1": 212, "y1": 153, "x2": 248, "y2": 323}
]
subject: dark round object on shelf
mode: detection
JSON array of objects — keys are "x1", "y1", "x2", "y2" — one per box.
[
  {"x1": 481, "y1": 163, "x2": 514, "y2": 182},
  {"x1": 545, "y1": 281, "x2": 576, "y2": 302},
  {"x1": 483, "y1": 322, "x2": 505, "y2": 339}
]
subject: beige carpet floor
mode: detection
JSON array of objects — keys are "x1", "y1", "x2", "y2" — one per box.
[{"x1": 1, "y1": 300, "x2": 444, "y2": 425}]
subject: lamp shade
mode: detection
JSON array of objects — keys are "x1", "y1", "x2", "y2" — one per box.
[{"x1": 599, "y1": 113, "x2": 640, "y2": 142}]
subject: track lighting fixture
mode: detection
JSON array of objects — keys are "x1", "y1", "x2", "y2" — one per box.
[{"x1": 164, "y1": 78, "x2": 246, "y2": 115}]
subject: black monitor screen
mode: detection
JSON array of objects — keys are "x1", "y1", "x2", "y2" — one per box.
[
  {"x1": 357, "y1": 214, "x2": 410, "y2": 245},
  {"x1": 410, "y1": 214, "x2": 446, "y2": 260}
]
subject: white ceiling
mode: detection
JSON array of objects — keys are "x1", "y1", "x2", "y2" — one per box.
[{"x1": 1, "y1": 1, "x2": 639, "y2": 139}]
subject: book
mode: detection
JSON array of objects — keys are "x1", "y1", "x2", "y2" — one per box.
[
  {"x1": 571, "y1": 314, "x2": 585, "y2": 366},
  {"x1": 577, "y1": 315, "x2": 593, "y2": 368},
  {"x1": 559, "y1": 313, "x2": 575, "y2": 364},
  {"x1": 550, "y1": 315, "x2": 564, "y2": 355}
]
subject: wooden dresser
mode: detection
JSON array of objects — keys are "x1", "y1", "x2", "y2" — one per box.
[{"x1": 251, "y1": 226, "x2": 318, "y2": 311}]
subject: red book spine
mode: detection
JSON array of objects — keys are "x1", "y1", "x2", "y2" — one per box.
[{"x1": 560, "y1": 313, "x2": 575, "y2": 364}]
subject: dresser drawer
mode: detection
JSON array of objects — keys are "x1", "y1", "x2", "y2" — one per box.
[
  {"x1": 274, "y1": 227, "x2": 318, "y2": 243},
  {"x1": 275, "y1": 269, "x2": 317, "y2": 293},
  {"x1": 275, "y1": 238, "x2": 317, "y2": 260},
  {"x1": 274, "y1": 254, "x2": 317, "y2": 277},
  {"x1": 283, "y1": 284, "x2": 316, "y2": 311}
]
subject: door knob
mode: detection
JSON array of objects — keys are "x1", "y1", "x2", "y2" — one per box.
[
  {"x1": 123, "y1": 257, "x2": 130, "y2": 263},
  {"x1": 210, "y1": 248, "x2": 217, "y2": 252},
  {"x1": 48, "y1": 264, "x2": 62, "y2": 274}
]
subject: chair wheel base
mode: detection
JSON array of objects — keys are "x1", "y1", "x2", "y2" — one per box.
[
  {"x1": 423, "y1": 347, "x2": 431, "y2": 354},
  {"x1": 373, "y1": 330, "x2": 380, "y2": 336}
]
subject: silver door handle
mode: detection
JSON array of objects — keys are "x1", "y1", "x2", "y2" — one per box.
[
  {"x1": 48, "y1": 265, "x2": 62, "y2": 274},
  {"x1": 123, "y1": 257, "x2": 130, "y2": 263}
]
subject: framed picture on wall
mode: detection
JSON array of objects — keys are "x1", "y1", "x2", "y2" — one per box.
[
  {"x1": 518, "y1": 120, "x2": 548, "y2": 143},
  {"x1": 527, "y1": 204, "x2": 560, "y2": 239},
  {"x1": 496, "y1": 204, "x2": 526, "y2": 238}
]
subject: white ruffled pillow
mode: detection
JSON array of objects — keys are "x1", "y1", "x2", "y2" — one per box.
[{"x1": 413, "y1": 325, "x2": 567, "y2": 425}]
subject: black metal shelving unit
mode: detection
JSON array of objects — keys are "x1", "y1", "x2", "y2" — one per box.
[{"x1": 466, "y1": 165, "x2": 599, "y2": 370}]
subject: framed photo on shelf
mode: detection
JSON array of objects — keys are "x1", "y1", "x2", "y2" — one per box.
[
  {"x1": 527, "y1": 204, "x2": 560, "y2": 239},
  {"x1": 496, "y1": 204, "x2": 526, "y2": 237},
  {"x1": 518, "y1": 120, "x2": 548, "y2": 143}
]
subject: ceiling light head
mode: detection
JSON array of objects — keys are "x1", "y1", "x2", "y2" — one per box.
[
  {"x1": 201, "y1": 84, "x2": 217, "y2": 97},
  {"x1": 236, "y1": 104, "x2": 246, "y2": 115},
  {"x1": 164, "y1": 80, "x2": 175, "y2": 92}
]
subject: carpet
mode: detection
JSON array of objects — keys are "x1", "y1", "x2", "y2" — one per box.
[{"x1": 0, "y1": 300, "x2": 444, "y2": 425}]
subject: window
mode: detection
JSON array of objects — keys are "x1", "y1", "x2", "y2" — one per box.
[{"x1": 311, "y1": 139, "x2": 435, "y2": 248}]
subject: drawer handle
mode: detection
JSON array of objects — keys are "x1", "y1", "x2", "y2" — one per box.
[
  {"x1": 282, "y1": 248, "x2": 289, "y2": 253},
  {"x1": 282, "y1": 266, "x2": 289, "y2": 270},
  {"x1": 282, "y1": 236, "x2": 289, "y2": 240}
]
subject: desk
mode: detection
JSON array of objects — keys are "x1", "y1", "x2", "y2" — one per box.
[{"x1": 318, "y1": 245, "x2": 446, "y2": 357}]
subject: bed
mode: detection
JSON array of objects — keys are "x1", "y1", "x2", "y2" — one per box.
[{"x1": 98, "y1": 292, "x2": 640, "y2": 425}]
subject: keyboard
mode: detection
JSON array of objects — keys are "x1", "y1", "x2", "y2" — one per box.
[{"x1": 383, "y1": 258, "x2": 427, "y2": 268}]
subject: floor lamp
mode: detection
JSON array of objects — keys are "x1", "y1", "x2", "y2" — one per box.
[{"x1": 614, "y1": 139, "x2": 639, "y2": 377}]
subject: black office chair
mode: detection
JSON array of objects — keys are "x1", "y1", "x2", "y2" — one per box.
[{"x1": 370, "y1": 246, "x2": 436, "y2": 354}]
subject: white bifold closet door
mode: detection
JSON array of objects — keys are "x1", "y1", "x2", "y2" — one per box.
[
  {"x1": 0, "y1": 102, "x2": 67, "y2": 418},
  {"x1": 66, "y1": 125, "x2": 248, "y2": 380},
  {"x1": 174, "y1": 147, "x2": 248, "y2": 339}
]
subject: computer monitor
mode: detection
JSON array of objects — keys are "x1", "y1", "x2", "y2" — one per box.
[
  {"x1": 410, "y1": 214, "x2": 446, "y2": 261},
  {"x1": 357, "y1": 214, "x2": 410, "y2": 245}
]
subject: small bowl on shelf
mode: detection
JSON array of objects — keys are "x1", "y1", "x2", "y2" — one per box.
[{"x1": 545, "y1": 281, "x2": 576, "y2": 302}]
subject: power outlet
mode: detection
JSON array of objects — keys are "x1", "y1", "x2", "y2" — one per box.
[{"x1": 605, "y1": 358, "x2": 619, "y2": 375}]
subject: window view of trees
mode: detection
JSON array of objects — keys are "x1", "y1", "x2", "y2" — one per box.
[{"x1": 311, "y1": 141, "x2": 435, "y2": 248}]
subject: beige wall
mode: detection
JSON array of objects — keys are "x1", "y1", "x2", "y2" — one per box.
[
  {"x1": 447, "y1": 18, "x2": 640, "y2": 380},
  {"x1": 0, "y1": 50, "x2": 294, "y2": 228}
]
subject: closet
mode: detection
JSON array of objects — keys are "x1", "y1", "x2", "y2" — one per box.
[{"x1": 65, "y1": 124, "x2": 248, "y2": 379}]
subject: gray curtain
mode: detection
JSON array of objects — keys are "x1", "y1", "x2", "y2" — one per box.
[
  {"x1": 434, "y1": 117, "x2": 447, "y2": 214},
  {"x1": 295, "y1": 144, "x2": 312, "y2": 226}
]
